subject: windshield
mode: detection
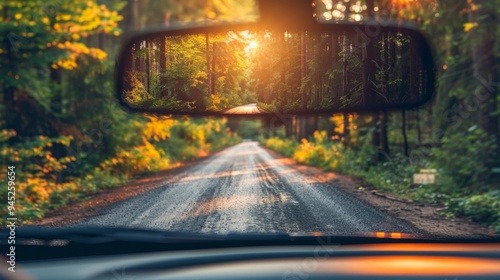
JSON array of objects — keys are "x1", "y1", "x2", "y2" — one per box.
[{"x1": 1, "y1": 0, "x2": 498, "y2": 239}]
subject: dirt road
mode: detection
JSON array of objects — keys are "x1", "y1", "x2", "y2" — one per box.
[{"x1": 84, "y1": 141, "x2": 419, "y2": 235}]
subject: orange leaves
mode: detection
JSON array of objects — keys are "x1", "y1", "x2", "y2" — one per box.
[
  {"x1": 88, "y1": 48, "x2": 107, "y2": 60},
  {"x1": 265, "y1": 131, "x2": 348, "y2": 171},
  {"x1": 0, "y1": 132, "x2": 78, "y2": 217},
  {"x1": 4, "y1": 0, "x2": 122, "y2": 70},
  {"x1": 22, "y1": 179, "x2": 50, "y2": 203},
  {"x1": 51, "y1": 41, "x2": 108, "y2": 69},
  {"x1": 101, "y1": 140, "x2": 170, "y2": 178},
  {"x1": 43, "y1": 0, "x2": 122, "y2": 68},
  {"x1": 143, "y1": 116, "x2": 177, "y2": 142},
  {"x1": 1, "y1": 131, "x2": 74, "y2": 179},
  {"x1": 76, "y1": 0, "x2": 122, "y2": 34},
  {"x1": 466, "y1": 0, "x2": 478, "y2": 12}
]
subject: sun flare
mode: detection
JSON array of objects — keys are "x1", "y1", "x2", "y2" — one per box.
[{"x1": 248, "y1": 41, "x2": 258, "y2": 49}]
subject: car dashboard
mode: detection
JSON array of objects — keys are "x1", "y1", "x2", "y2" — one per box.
[{"x1": 14, "y1": 243, "x2": 500, "y2": 280}]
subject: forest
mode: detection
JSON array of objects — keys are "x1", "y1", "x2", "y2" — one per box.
[
  {"x1": 0, "y1": 0, "x2": 246, "y2": 223},
  {"x1": 124, "y1": 32, "x2": 257, "y2": 112},
  {"x1": 1, "y1": 0, "x2": 499, "y2": 232}
]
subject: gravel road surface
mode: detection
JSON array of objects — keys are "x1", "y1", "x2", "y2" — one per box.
[{"x1": 84, "y1": 141, "x2": 419, "y2": 235}]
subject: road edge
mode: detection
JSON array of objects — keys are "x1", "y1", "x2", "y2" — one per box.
[{"x1": 260, "y1": 145, "x2": 495, "y2": 238}]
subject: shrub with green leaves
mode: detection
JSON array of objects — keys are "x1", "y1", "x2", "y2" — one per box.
[
  {"x1": 432, "y1": 127, "x2": 496, "y2": 192},
  {"x1": 263, "y1": 137, "x2": 297, "y2": 157},
  {"x1": 263, "y1": 128, "x2": 499, "y2": 232},
  {"x1": 445, "y1": 191, "x2": 500, "y2": 231}
]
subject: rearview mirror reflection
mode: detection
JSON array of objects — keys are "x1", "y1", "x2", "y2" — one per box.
[{"x1": 118, "y1": 27, "x2": 433, "y2": 115}]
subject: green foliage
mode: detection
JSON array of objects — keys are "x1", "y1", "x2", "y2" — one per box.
[
  {"x1": 0, "y1": 117, "x2": 240, "y2": 225},
  {"x1": 263, "y1": 137, "x2": 297, "y2": 158},
  {"x1": 293, "y1": 131, "x2": 344, "y2": 170},
  {"x1": 432, "y1": 127, "x2": 497, "y2": 192},
  {"x1": 445, "y1": 191, "x2": 500, "y2": 231},
  {"x1": 0, "y1": 131, "x2": 75, "y2": 181},
  {"x1": 338, "y1": 133, "x2": 379, "y2": 173},
  {"x1": 232, "y1": 120, "x2": 262, "y2": 139},
  {"x1": 361, "y1": 155, "x2": 420, "y2": 195},
  {"x1": 263, "y1": 127, "x2": 499, "y2": 232},
  {"x1": 127, "y1": 32, "x2": 256, "y2": 112},
  {"x1": 0, "y1": 0, "x2": 122, "y2": 84},
  {"x1": 0, "y1": 1, "x2": 241, "y2": 225},
  {"x1": 154, "y1": 118, "x2": 241, "y2": 161}
]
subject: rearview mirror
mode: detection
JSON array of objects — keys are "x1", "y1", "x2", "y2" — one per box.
[{"x1": 116, "y1": 23, "x2": 434, "y2": 115}]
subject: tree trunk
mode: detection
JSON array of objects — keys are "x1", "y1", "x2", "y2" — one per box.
[
  {"x1": 2, "y1": 5, "x2": 17, "y2": 134},
  {"x1": 297, "y1": 116, "x2": 308, "y2": 140},
  {"x1": 468, "y1": 0, "x2": 499, "y2": 147},
  {"x1": 409, "y1": 37, "x2": 417, "y2": 100},
  {"x1": 131, "y1": 0, "x2": 141, "y2": 30},
  {"x1": 402, "y1": 109, "x2": 409, "y2": 157},
  {"x1": 211, "y1": 42, "x2": 216, "y2": 95},
  {"x1": 50, "y1": 66, "x2": 62, "y2": 114},
  {"x1": 159, "y1": 36, "x2": 167, "y2": 97},
  {"x1": 362, "y1": 0, "x2": 376, "y2": 107},
  {"x1": 2, "y1": 85, "x2": 17, "y2": 136},
  {"x1": 206, "y1": 33, "x2": 211, "y2": 96},
  {"x1": 300, "y1": 31, "x2": 307, "y2": 110},
  {"x1": 312, "y1": 115, "x2": 319, "y2": 135},
  {"x1": 343, "y1": 113, "x2": 350, "y2": 145},
  {"x1": 285, "y1": 120, "x2": 292, "y2": 138},
  {"x1": 98, "y1": 33, "x2": 105, "y2": 50},
  {"x1": 365, "y1": 0, "x2": 374, "y2": 19},
  {"x1": 380, "y1": 110, "x2": 390, "y2": 156},
  {"x1": 372, "y1": 112, "x2": 380, "y2": 148},
  {"x1": 145, "y1": 40, "x2": 150, "y2": 93},
  {"x1": 416, "y1": 109, "x2": 422, "y2": 144},
  {"x1": 342, "y1": 34, "x2": 350, "y2": 106}
]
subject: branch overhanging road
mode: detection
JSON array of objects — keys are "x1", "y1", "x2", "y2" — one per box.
[{"x1": 84, "y1": 141, "x2": 419, "y2": 235}]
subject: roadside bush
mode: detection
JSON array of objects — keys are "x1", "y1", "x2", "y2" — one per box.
[
  {"x1": 233, "y1": 120, "x2": 263, "y2": 139},
  {"x1": 293, "y1": 131, "x2": 346, "y2": 170},
  {"x1": 264, "y1": 137, "x2": 297, "y2": 157},
  {"x1": 0, "y1": 131, "x2": 76, "y2": 181},
  {"x1": 337, "y1": 133, "x2": 378, "y2": 174},
  {"x1": 446, "y1": 191, "x2": 500, "y2": 228},
  {"x1": 154, "y1": 118, "x2": 241, "y2": 161},
  {"x1": 263, "y1": 129, "x2": 499, "y2": 232},
  {"x1": 101, "y1": 140, "x2": 170, "y2": 177},
  {"x1": 0, "y1": 116, "x2": 241, "y2": 225},
  {"x1": 432, "y1": 127, "x2": 496, "y2": 192},
  {"x1": 362, "y1": 154, "x2": 419, "y2": 195},
  {"x1": 265, "y1": 131, "x2": 349, "y2": 171}
]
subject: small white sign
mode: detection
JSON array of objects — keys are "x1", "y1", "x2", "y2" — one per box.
[
  {"x1": 419, "y1": 169, "x2": 437, "y2": 174},
  {"x1": 413, "y1": 173, "x2": 436, "y2": 184}
]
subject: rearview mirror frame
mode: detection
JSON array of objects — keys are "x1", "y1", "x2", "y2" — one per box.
[{"x1": 116, "y1": 21, "x2": 435, "y2": 116}]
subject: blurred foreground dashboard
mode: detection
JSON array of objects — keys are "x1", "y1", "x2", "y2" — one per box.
[{"x1": 6, "y1": 242, "x2": 500, "y2": 280}]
